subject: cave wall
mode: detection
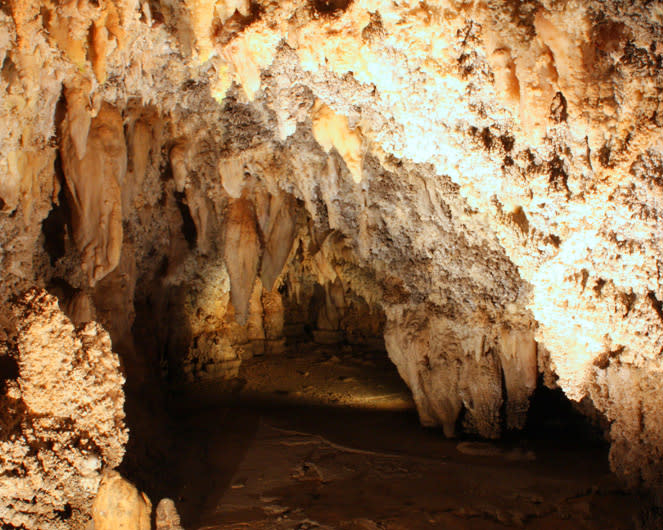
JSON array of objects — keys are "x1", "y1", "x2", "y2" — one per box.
[{"x1": 1, "y1": 0, "x2": 663, "y2": 526}]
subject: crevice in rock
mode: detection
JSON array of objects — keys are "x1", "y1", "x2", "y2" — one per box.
[
  {"x1": 174, "y1": 191, "x2": 197, "y2": 250},
  {"x1": 524, "y1": 378, "x2": 607, "y2": 445},
  {"x1": 310, "y1": 0, "x2": 353, "y2": 17},
  {"x1": 41, "y1": 156, "x2": 69, "y2": 266}
]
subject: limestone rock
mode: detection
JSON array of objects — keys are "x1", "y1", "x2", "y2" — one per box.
[
  {"x1": 262, "y1": 289, "x2": 285, "y2": 340},
  {"x1": 61, "y1": 102, "x2": 125, "y2": 286},
  {"x1": 92, "y1": 470, "x2": 151, "y2": 530},
  {"x1": 224, "y1": 198, "x2": 261, "y2": 324},
  {"x1": 312, "y1": 101, "x2": 363, "y2": 184},
  {"x1": 0, "y1": 289, "x2": 128, "y2": 530},
  {"x1": 155, "y1": 498, "x2": 184, "y2": 530},
  {"x1": 498, "y1": 329, "x2": 538, "y2": 430},
  {"x1": 2, "y1": 0, "x2": 663, "y2": 496},
  {"x1": 385, "y1": 307, "x2": 504, "y2": 439},
  {"x1": 259, "y1": 193, "x2": 298, "y2": 291}
]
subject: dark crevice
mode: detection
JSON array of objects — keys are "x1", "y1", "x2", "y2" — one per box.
[
  {"x1": 174, "y1": 191, "x2": 197, "y2": 249},
  {"x1": 550, "y1": 91, "x2": 568, "y2": 122},
  {"x1": 0, "y1": 354, "x2": 19, "y2": 394},
  {"x1": 54, "y1": 503, "x2": 72, "y2": 521},
  {"x1": 547, "y1": 155, "x2": 570, "y2": 194},
  {"x1": 45, "y1": 278, "x2": 77, "y2": 311},
  {"x1": 647, "y1": 291, "x2": 663, "y2": 322},
  {"x1": 86, "y1": 24, "x2": 97, "y2": 68},
  {"x1": 455, "y1": 402, "x2": 468, "y2": 437},
  {"x1": 498, "y1": 359, "x2": 509, "y2": 437},
  {"x1": 159, "y1": 151, "x2": 174, "y2": 182},
  {"x1": 599, "y1": 142, "x2": 615, "y2": 168},
  {"x1": 524, "y1": 377, "x2": 606, "y2": 445},
  {"x1": 212, "y1": 2, "x2": 264, "y2": 47},
  {"x1": 311, "y1": 0, "x2": 353, "y2": 17},
  {"x1": 499, "y1": 134, "x2": 515, "y2": 152},
  {"x1": 41, "y1": 154, "x2": 70, "y2": 266},
  {"x1": 1, "y1": 55, "x2": 17, "y2": 86}
]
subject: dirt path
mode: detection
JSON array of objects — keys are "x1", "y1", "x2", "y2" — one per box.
[{"x1": 165, "y1": 346, "x2": 640, "y2": 529}]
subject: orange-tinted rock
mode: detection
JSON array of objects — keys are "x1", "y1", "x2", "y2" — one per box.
[
  {"x1": 61, "y1": 102, "x2": 125, "y2": 286},
  {"x1": 92, "y1": 471, "x2": 151, "y2": 530},
  {"x1": 224, "y1": 199, "x2": 261, "y2": 324}
]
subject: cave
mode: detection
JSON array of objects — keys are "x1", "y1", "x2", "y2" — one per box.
[{"x1": 2, "y1": 0, "x2": 663, "y2": 529}]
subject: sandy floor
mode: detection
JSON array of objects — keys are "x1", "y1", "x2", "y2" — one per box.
[{"x1": 165, "y1": 345, "x2": 642, "y2": 529}]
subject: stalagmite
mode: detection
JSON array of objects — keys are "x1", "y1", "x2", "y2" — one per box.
[
  {"x1": 0, "y1": 290, "x2": 127, "y2": 529},
  {"x1": 91, "y1": 471, "x2": 151, "y2": 530}
]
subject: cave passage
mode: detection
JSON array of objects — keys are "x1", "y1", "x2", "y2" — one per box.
[
  {"x1": 137, "y1": 331, "x2": 636, "y2": 530},
  {"x1": 170, "y1": 324, "x2": 413, "y2": 412}
]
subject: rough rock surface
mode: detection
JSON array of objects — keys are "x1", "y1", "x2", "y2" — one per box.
[
  {"x1": 0, "y1": 289, "x2": 127, "y2": 530},
  {"x1": 155, "y1": 498, "x2": 185, "y2": 530},
  {"x1": 92, "y1": 470, "x2": 152, "y2": 530},
  {"x1": 1, "y1": 0, "x2": 663, "y2": 516}
]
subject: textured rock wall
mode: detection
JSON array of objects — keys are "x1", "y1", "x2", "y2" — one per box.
[
  {"x1": 0, "y1": 289, "x2": 127, "y2": 529},
  {"x1": 1, "y1": 0, "x2": 663, "y2": 509}
]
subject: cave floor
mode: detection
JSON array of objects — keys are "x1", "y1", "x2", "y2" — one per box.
[{"x1": 165, "y1": 345, "x2": 640, "y2": 529}]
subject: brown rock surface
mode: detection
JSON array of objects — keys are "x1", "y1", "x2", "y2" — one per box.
[
  {"x1": 61, "y1": 101, "x2": 125, "y2": 286},
  {"x1": 0, "y1": 289, "x2": 127, "y2": 530}
]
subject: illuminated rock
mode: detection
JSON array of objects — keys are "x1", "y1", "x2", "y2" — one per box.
[
  {"x1": 1, "y1": 0, "x2": 663, "y2": 506},
  {"x1": 0, "y1": 289, "x2": 127, "y2": 530},
  {"x1": 92, "y1": 471, "x2": 151, "y2": 530},
  {"x1": 60, "y1": 102, "x2": 125, "y2": 286}
]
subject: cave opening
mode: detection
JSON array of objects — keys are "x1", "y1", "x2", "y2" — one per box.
[{"x1": 110, "y1": 189, "x2": 627, "y2": 529}]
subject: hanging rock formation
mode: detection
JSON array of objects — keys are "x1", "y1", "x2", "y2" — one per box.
[
  {"x1": 60, "y1": 98, "x2": 125, "y2": 286},
  {"x1": 224, "y1": 198, "x2": 262, "y2": 324}
]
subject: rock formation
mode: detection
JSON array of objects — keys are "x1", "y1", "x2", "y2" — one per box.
[
  {"x1": 92, "y1": 470, "x2": 152, "y2": 530},
  {"x1": 155, "y1": 498, "x2": 185, "y2": 530},
  {"x1": 0, "y1": 289, "x2": 127, "y2": 529},
  {"x1": 1, "y1": 0, "x2": 663, "y2": 526}
]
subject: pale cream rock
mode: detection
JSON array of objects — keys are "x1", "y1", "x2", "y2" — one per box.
[
  {"x1": 185, "y1": 187, "x2": 212, "y2": 254},
  {"x1": 220, "y1": 26, "x2": 280, "y2": 100},
  {"x1": 0, "y1": 289, "x2": 127, "y2": 530},
  {"x1": 92, "y1": 471, "x2": 151, "y2": 530},
  {"x1": 219, "y1": 155, "x2": 246, "y2": 198},
  {"x1": 187, "y1": 0, "x2": 220, "y2": 64},
  {"x1": 312, "y1": 101, "x2": 363, "y2": 183},
  {"x1": 64, "y1": 291, "x2": 97, "y2": 326},
  {"x1": 224, "y1": 198, "x2": 262, "y2": 324},
  {"x1": 170, "y1": 144, "x2": 189, "y2": 193},
  {"x1": 61, "y1": 103, "x2": 125, "y2": 286},
  {"x1": 260, "y1": 193, "x2": 298, "y2": 290},
  {"x1": 246, "y1": 278, "x2": 266, "y2": 343},
  {"x1": 125, "y1": 119, "x2": 153, "y2": 211},
  {"x1": 262, "y1": 288, "x2": 285, "y2": 341},
  {"x1": 498, "y1": 328, "x2": 538, "y2": 430},
  {"x1": 155, "y1": 498, "x2": 184, "y2": 530}
]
